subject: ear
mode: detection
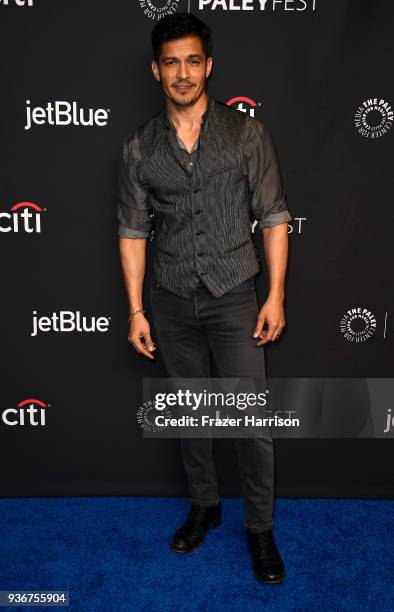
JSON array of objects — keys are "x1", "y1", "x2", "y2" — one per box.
[
  {"x1": 151, "y1": 60, "x2": 160, "y2": 82},
  {"x1": 206, "y1": 57, "x2": 213, "y2": 79}
]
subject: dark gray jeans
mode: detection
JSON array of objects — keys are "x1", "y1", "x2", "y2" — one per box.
[{"x1": 149, "y1": 275, "x2": 274, "y2": 533}]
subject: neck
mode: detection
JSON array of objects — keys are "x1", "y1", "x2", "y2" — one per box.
[{"x1": 165, "y1": 92, "x2": 209, "y2": 131}]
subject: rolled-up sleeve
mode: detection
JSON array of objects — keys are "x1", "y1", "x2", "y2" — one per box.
[
  {"x1": 243, "y1": 116, "x2": 292, "y2": 229},
  {"x1": 116, "y1": 130, "x2": 153, "y2": 239}
]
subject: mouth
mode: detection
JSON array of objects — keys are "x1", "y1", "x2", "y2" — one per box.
[{"x1": 173, "y1": 84, "x2": 193, "y2": 91}]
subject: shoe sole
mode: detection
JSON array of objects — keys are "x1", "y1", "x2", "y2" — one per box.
[
  {"x1": 253, "y1": 569, "x2": 285, "y2": 584},
  {"x1": 170, "y1": 517, "x2": 221, "y2": 554}
]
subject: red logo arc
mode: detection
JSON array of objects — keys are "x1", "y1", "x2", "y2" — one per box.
[
  {"x1": 17, "y1": 398, "x2": 47, "y2": 409},
  {"x1": 226, "y1": 96, "x2": 257, "y2": 107},
  {"x1": 10, "y1": 202, "x2": 43, "y2": 212}
]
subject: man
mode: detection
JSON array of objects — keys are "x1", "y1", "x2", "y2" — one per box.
[{"x1": 116, "y1": 13, "x2": 292, "y2": 585}]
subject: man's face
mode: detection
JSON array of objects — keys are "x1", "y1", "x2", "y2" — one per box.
[{"x1": 151, "y1": 35, "x2": 213, "y2": 107}]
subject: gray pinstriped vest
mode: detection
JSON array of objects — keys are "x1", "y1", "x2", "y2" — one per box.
[{"x1": 138, "y1": 96, "x2": 261, "y2": 298}]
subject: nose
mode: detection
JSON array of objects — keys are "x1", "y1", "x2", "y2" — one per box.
[{"x1": 177, "y1": 60, "x2": 191, "y2": 80}]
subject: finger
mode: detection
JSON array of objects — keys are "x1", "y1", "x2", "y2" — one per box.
[
  {"x1": 132, "y1": 336, "x2": 155, "y2": 359},
  {"x1": 253, "y1": 313, "x2": 266, "y2": 338},
  {"x1": 254, "y1": 327, "x2": 268, "y2": 346},
  {"x1": 273, "y1": 321, "x2": 285, "y2": 341},
  {"x1": 272, "y1": 328, "x2": 283, "y2": 341},
  {"x1": 256, "y1": 323, "x2": 280, "y2": 346},
  {"x1": 257, "y1": 323, "x2": 282, "y2": 346},
  {"x1": 144, "y1": 333, "x2": 157, "y2": 353}
]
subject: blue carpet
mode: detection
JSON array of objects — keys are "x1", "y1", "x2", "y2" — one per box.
[{"x1": 0, "y1": 497, "x2": 392, "y2": 611}]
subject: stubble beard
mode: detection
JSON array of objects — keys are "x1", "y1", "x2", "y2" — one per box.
[{"x1": 167, "y1": 82, "x2": 206, "y2": 109}]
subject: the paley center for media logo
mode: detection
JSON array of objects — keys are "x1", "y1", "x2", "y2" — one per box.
[
  {"x1": 25, "y1": 100, "x2": 110, "y2": 130},
  {"x1": 339, "y1": 307, "x2": 377, "y2": 342},
  {"x1": 139, "y1": 0, "x2": 181, "y2": 21},
  {"x1": 354, "y1": 97, "x2": 393, "y2": 139},
  {"x1": 2, "y1": 398, "x2": 48, "y2": 427},
  {"x1": 0, "y1": 201, "x2": 44, "y2": 234}
]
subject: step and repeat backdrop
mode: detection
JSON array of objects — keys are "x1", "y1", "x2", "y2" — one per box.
[{"x1": 1, "y1": 0, "x2": 393, "y2": 498}]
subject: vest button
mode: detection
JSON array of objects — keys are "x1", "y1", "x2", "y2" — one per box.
[
  {"x1": 196, "y1": 230, "x2": 203, "y2": 236},
  {"x1": 195, "y1": 209, "x2": 201, "y2": 215}
]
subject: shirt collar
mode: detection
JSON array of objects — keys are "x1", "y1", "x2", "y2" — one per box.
[{"x1": 163, "y1": 94, "x2": 215, "y2": 132}]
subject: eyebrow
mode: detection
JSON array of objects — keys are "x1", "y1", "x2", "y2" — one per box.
[{"x1": 161, "y1": 54, "x2": 204, "y2": 61}]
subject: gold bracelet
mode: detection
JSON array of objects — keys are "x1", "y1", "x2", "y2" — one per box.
[{"x1": 128, "y1": 308, "x2": 145, "y2": 322}]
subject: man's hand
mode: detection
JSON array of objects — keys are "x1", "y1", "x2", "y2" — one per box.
[
  {"x1": 128, "y1": 313, "x2": 157, "y2": 359},
  {"x1": 252, "y1": 295, "x2": 286, "y2": 346}
]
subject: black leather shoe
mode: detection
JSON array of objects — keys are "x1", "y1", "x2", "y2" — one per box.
[
  {"x1": 170, "y1": 502, "x2": 221, "y2": 553},
  {"x1": 247, "y1": 529, "x2": 285, "y2": 584}
]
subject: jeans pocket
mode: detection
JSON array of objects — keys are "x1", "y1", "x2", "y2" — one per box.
[{"x1": 227, "y1": 277, "x2": 256, "y2": 294}]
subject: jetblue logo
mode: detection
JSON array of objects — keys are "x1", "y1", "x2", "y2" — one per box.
[
  {"x1": 31, "y1": 310, "x2": 111, "y2": 336},
  {"x1": 384, "y1": 409, "x2": 393, "y2": 434},
  {"x1": 25, "y1": 100, "x2": 110, "y2": 130}
]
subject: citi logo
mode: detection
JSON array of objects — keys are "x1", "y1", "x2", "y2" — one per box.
[
  {"x1": 25, "y1": 100, "x2": 110, "y2": 130},
  {"x1": 226, "y1": 96, "x2": 261, "y2": 118},
  {"x1": 31, "y1": 310, "x2": 111, "y2": 336},
  {"x1": 0, "y1": 0, "x2": 33, "y2": 6},
  {"x1": 0, "y1": 201, "x2": 43, "y2": 233},
  {"x1": 2, "y1": 398, "x2": 47, "y2": 427}
]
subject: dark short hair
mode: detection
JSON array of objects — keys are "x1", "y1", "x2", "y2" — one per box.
[{"x1": 151, "y1": 12, "x2": 213, "y2": 63}]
